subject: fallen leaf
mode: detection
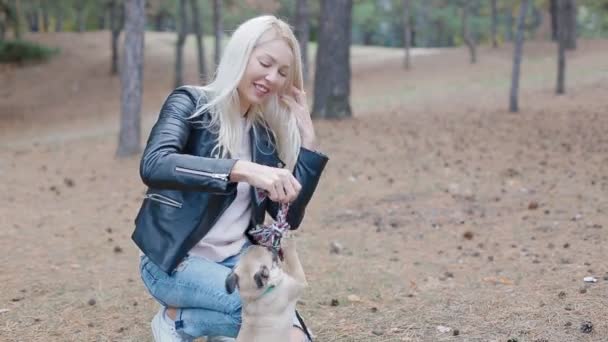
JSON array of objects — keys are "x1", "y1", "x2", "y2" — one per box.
[{"x1": 482, "y1": 276, "x2": 514, "y2": 285}]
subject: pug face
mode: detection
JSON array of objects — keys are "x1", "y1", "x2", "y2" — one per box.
[{"x1": 225, "y1": 245, "x2": 281, "y2": 297}]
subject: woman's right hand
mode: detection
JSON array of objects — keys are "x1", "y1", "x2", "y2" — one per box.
[{"x1": 230, "y1": 160, "x2": 301, "y2": 203}]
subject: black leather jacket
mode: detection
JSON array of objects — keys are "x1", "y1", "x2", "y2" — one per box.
[{"x1": 131, "y1": 86, "x2": 329, "y2": 274}]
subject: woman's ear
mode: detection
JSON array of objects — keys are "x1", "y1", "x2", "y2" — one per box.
[{"x1": 225, "y1": 271, "x2": 240, "y2": 294}]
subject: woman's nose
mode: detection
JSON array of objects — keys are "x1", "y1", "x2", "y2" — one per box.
[{"x1": 265, "y1": 69, "x2": 281, "y2": 84}]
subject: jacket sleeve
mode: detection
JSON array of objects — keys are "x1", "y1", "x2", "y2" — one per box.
[
  {"x1": 139, "y1": 87, "x2": 238, "y2": 193},
  {"x1": 266, "y1": 147, "x2": 329, "y2": 229}
]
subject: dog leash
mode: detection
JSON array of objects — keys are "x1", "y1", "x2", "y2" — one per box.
[{"x1": 248, "y1": 196, "x2": 291, "y2": 250}]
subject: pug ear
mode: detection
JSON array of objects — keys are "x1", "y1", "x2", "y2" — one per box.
[{"x1": 225, "y1": 272, "x2": 239, "y2": 294}]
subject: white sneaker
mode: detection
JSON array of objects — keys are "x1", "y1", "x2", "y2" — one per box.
[{"x1": 151, "y1": 307, "x2": 193, "y2": 342}]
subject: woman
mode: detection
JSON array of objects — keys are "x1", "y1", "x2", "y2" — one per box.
[{"x1": 132, "y1": 15, "x2": 328, "y2": 342}]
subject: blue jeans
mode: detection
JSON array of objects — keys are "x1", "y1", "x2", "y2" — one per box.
[
  {"x1": 140, "y1": 245, "x2": 311, "y2": 339},
  {"x1": 140, "y1": 249, "x2": 245, "y2": 338}
]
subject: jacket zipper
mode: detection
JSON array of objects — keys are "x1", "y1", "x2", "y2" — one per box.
[
  {"x1": 144, "y1": 193, "x2": 183, "y2": 208},
  {"x1": 175, "y1": 166, "x2": 229, "y2": 181}
]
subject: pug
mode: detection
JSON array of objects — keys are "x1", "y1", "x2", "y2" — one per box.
[{"x1": 225, "y1": 238, "x2": 307, "y2": 342}]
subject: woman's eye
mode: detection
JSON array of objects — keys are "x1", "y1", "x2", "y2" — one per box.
[
  {"x1": 279, "y1": 71, "x2": 287, "y2": 77},
  {"x1": 259, "y1": 61, "x2": 270, "y2": 68}
]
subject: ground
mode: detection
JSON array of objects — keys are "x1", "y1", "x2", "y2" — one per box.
[{"x1": 1, "y1": 32, "x2": 607, "y2": 342}]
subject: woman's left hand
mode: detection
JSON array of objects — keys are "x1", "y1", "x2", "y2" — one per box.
[{"x1": 281, "y1": 86, "x2": 317, "y2": 150}]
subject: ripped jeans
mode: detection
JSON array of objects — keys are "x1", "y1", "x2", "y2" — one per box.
[{"x1": 139, "y1": 245, "x2": 311, "y2": 340}]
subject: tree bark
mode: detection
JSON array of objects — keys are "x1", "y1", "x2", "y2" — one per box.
[
  {"x1": 76, "y1": 0, "x2": 86, "y2": 33},
  {"x1": 491, "y1": 0, "x2": 498, "y2": 48},
  {"x1": 99, "y1": 4, "x2": 107, "y2": 30},
  {"x1": 462, "y1": 0, "x2": 477, "y2": 64},
  {"x1": 312, "y1": 0, "x2": 352, "y2": 119},
  {"x1": 41, "y1": 0, "x2": 49, "y2": 32},
  {"x1": 10, "y1": 0, "x2": 21, "y2": 39},
  {"x1": 213, "y1": 0, "x2": 222, "y2": 67},
  {"x1": 414, "y1": 0, "x2": 430, "y2": 47},
  {"x1": 175, "y1": 0, "x2": 187, "y2": 88},
  {"x1": 509, "y1": 0, "x2": 530, "y2": 113},
  {"x1": 551, "y1": 0, "x2": 576, "y2": 49},
  {"x1": 117, "y1": 0, "x2": 145, "y2": 157},
  {"x1": 110, "y1": 0, "x2": 123, "y2": 75},
  {"x1": 0, "y1": 1, "x2": 11, "y2": 41},
  {"x1": 505, "y1": 8, "x2": 514, "y2": 42},
  {"x1": 54, "y1": 1, "x2": 64, "y2": 32},
  {"x1": 556, "y1": 0, "x2": 566, "y2": 94},
  {"x1": 563, "y1": 0, "x2": 576, "y2": 50},
  {"x1": 295, "y1": 0, "x2": 310, "y2": 83},
  {"x1": 27, "y1": 7, "x2": 39, "y2": 32},
  {"x1": 550, "y1": 0, "x2": 558, "y2": 40},
  {"x1": 402, "y1": 0, "x2": 411, "y2": 69},
  {"x1": 190, "y1": 0, "x2": 207, "y2": 83}
]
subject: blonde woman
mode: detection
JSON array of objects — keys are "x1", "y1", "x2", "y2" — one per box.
[{"x1": 132, "y1": 15, "x2": 328, "y2": 342}]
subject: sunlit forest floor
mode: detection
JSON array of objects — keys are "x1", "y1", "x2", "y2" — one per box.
[{"x1": 1, "y1": 32, "x2": 608, "y2": 341}]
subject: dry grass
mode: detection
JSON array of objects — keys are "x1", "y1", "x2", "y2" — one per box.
[{"x1": 1, "y1": 32, "x2": 607, "y2": 341}]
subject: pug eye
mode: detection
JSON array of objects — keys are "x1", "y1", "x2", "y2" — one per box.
[{"x1": 261, "y1": 266, "x2": 269, "y2": 278}]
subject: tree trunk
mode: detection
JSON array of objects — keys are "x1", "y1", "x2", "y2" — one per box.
[
  {"x1": 11, "y1": 0, "x2": 21, "y2": 39},
  {"x1": 41, "y1": 0, "x2": 49, "y2": 32},
  {"x1": 491, "y1": 0, "x2": 498, "y2": 48},
  {"x1": 154, "y1": 12, "x2": 162, "y2": 31},
  {"x1": 550, "y1": 0, "x2": 558, "y2": 40},
  {"x1": 509, "y1": 0, "x2": 530, "y2": 113},
  {"x1": 175, "y1": 0, "x2": 187, "y2": 88},
  {"x1": 312, "y1": 0, "x2": 352, "y2": 119},
  {"x1": 295, "y1": 0, "x2": 310, "y2": 83},
  {"x1": 213, "y1": 0, "x2": 222, "y2": 67},
  {"x1": 1, "y1": 1, "x2": 11, "y2": 39},
  {"x1": 27, "y1": 7, "x2": 39, "y2": 32},
  {"x1": 99, "y1": 4, "x2": 107, "y2": 30},
  {"x1": 190, "y1": 0, "x2": 207, "y2": 83},
  {"x1": 414, "y1": 0, "x2": 430, "y2": 47},
  {"x1": 76, "y1": 0, "x2": 85, "y2": 33},
  {"x1": 556, "y1": 0, "x2": 566, "y2": 94},
  {"x1": 563, "y1": 0, "x2": 576, "y2": 50},
  {"x1": 462, "y1": 0, "x2": 477, "y2": 64},
  {"x1": 117, "y1": 0, "x2": 145, "y2": 157},
  {"x1": 110, "y1": 0, "x2": 123, "y2": 75},
  {"x1": 505, "y1": 6, "x2": 514, "y2": 42},
  {"x1": 402, "y1": 0, "x2": 411, "y2": 69},
  {"x1": 54, "y1": 1, "x2": 64, "y2": 32}
]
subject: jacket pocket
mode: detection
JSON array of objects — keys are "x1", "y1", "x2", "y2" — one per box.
[{"x1": 144, "y1": 193, "x2": 183, "y2": 208}]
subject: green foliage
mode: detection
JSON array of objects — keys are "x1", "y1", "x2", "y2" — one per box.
[
  {"x1": 5, "y1": 0, "x2": 608, "y2": 47},
  {"x1": 579, "y1": 0, "x2": 608, "y2": 37},
  {"x1": 0, "y1": 39, "x2": 59, "y2": 64}
]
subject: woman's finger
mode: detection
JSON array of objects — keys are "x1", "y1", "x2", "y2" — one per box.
[
  {"x1": 282, "y1": 177, "x2": 297, "y2": 202},
  {"x1": 289, "y1": 175, "x2": 302, "y2": 196},
  {"x1": 292, "y1": 86, "x2": 306, "y2": 104},
  {"x1": 275, "y1": 182, "x2": 288, "y2": 203},
  {"x1": 281, "y1": 94, "x2": 298, "y2": 109}
]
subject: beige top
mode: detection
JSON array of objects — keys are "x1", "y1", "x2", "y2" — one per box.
[{"x1": 188, "y1": 118, "x2": 253, "y2": 262}]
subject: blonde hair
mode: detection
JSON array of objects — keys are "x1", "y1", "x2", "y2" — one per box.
[{"x1": 190, "y1": 15, "x2": 303, "y2": 171}]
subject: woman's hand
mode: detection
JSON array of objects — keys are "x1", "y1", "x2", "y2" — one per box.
[
  {"x1": 281, "y1": 86, "x2": 318, "y2": 150},
  {"x1": 230, "y1": 160, "x2": 301, "y2": 203}
]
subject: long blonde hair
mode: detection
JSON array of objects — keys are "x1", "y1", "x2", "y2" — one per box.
[{"x1": 189, "y1": 15, "x2": 303, "y2": 171}]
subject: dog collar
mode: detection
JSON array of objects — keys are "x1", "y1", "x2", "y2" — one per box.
[{"x1": 261, "y1": 285, "x2": 276, "y2": 297}]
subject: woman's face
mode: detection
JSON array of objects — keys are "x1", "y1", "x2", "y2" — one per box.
[{"x1": 237, "y1": 34, "x2": 293, "y2": 113}]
